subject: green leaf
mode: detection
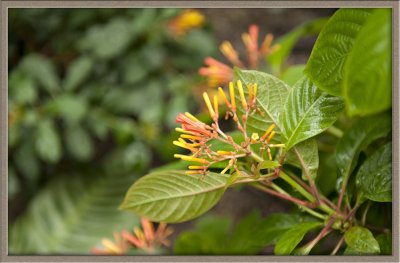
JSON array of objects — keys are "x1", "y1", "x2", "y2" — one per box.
[
  {"x1": 14, "y1": 140, "x2": 40, "y2": 180},
  {"x1": 229, "y1": 212, "x2": 317, "y2": 254},
  {"x1": 65, "y1": 124, "x2": 94, "y2": 161},
  {"x1": 46, "y1": 95, "x2": 88, "y2": 123},
  {"x1": 234, "y1": 68, "x2": 290, "y2": 135},
  {"x1": 280, "y1": 64, "x2": 306, "y2": 86},
  {"x1": 268, "y1": 18, "x2": 328, "y2": 73},
  {"x1": 285, "y1": 138, "x2": 319, "y2": 180},
  {"x1": 274, "y1": 222, "x2": 322, "y2": 255},
  {"x1": 336, "y1": 113, "x2": 391, "y2": 186},
  {"x1": 344, "y1": 226, "x2": 380, "y2": 255},
  {"x1": 20, "y1": 53, "x2": 60, "y2": 93},
  {"x1": 78, "y1": 18, "x2": 133, "y2": 59},
  {"x1": 280, "y1": 76, "x2": 344, "y2": 150},
  {"x1": 305, "y1": 9, "x2": 373, "y2": 96},
  {"x1": 8, "y1": 167, "x2": 20, "y2": 198},
  {"x1": 9, "y1": 172, "x2": 139, "y2": 254},
  {"x1": 35, "y1": 119, "x2": 62, "y2": 163},
  {"x1": 356, "y1": 142, "x2": 392, "y2": 202},
  {"x1": 174, "y1": 211, "x2": 317, "y2": 255},
  {"x1": 120, "y1": 170, "x2": 230, "y2": 223},
  {"x1": 9, "y1": 70, "x2": 38, "y2": 104},
  {"x1": 376, "y1": 232, "x2": 392, "y2": 255},
  {"x1": 174, "y1": 215, "x2": 232, "y2": 254},
  {"x1": 63, "y1": 56, "x2": 94, "y2": 91},
  {"x1": 343, "y1": 9, "x2": 391, "y2": 116}
]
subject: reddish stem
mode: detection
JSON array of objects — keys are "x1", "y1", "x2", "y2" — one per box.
[{"x1": 254, "y1": 184, "x2": 316, "y2": 208}]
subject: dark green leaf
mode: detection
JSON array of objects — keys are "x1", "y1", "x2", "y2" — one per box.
[
  {"x1": 336, "y1": 113, "x2": 391, "y2": 186},
  {"x1": 376, "y1": 232, "x2": 392, "y2": 255},
  {"x1": 174, "y1": 215, "x2": 232, "y2": 254},
  {"x1": 356, "y1": 142, "x2": 392, "y2": 202},
  {"x1": 63, "y1": 56, "x2": 94, "y2": 91},
  {"x1": 274, "y1": 222, "x2": 322, "y2": 255},
  {"x1": 280, "y1": 76, "x2": 344, "y2": 150},
  {"x1": 35, "y1": 119, "x2": 62, "y2": 163},
  {"x1": 79, "y1": 18, "x2": 133, "y2": 59},
  {"x1": 305, "y1": 9, "x2": 373, "y2": 96},
  {"x1": 9, "y1": 172, "x2": 139, "y2": 254},
  {"x1": 46, "y1": 95, "x2": 88, "y2": 123},
  {"x1": 120, "y1": 170, "x2": 230, "y2": 223},
  {"x1": 14, "y1": 140, "x2": 40, "y2": 180},
  {"x1": 343, "y1": 9, "x2": 391, "y2": 116},
  {"x1": 20, "y1": 54, "x2": 60, "y2": 93},
  {"x1": 174, "y1": 211, "x2": 317, "y2": 255},
  {"x1": 344, "y1": 226, "x2": 380, "y2": 255},
  {"x1": 65, "y1": 124, "x2": 94, "y2": 161},
  {"x1": 9, "y1": 71, "x2": 38, "y2": 104},
  {"x1": 285, "y1": 138, "x2": 319, "y2": 180},
  {"x1": 8, "y1": 167, "x2": 20, "y2": 198}
]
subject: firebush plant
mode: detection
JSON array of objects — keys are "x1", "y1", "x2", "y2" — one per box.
[{"x1": 120, "y1": 8, "x2": 392, "y2": 255}]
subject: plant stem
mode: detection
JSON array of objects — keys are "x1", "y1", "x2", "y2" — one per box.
[
  {"x1": 330, "y1": 236, "x2": 345, "y2": 255},
  {"x1": 361, "y1": 201, "x2": 371, "y2": 226},
  {"x1": 300, "y1": 216, "x2": 335, "y2": 254},
  {"x1": 293, "y1": 147, "x2": 321, "y2": 204},
  {"x1": 336, "y1": 178, "x2": 348, "y2": 213},
  {"x1": 326, "y1": 126, "x2": 344, "y2": 138},
  {"x1": 253, "y1": 183, "x2": 326, "y2": 220},
  {"x1": 280, "y1": 171, "x2": 315, "y2": 202}
]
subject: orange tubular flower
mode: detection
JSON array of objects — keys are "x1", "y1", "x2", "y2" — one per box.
[
  {"x1": 173, "y1": 80, "x2": 282, "y2": 176},
  {"x1": 91, "y1": 218, "x2": 173, "y2": 255},
  {"x1": 199, "y1": 24, "x2": 280, "y2": 88}
]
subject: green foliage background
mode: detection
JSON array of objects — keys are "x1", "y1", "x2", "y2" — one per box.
[{"x1": 8, "y1": 8, "x2": 216, "y2": 254}]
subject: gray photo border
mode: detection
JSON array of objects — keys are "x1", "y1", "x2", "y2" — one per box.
[{"x1": 1, "y1": 1, "x2": 399, "y2": 262}]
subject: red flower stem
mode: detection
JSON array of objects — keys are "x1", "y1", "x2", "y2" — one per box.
[
  {"x1": 330, "y1": 236, "x2": 345, "y2": 255},
  {"x1": 302, "y1": 216, "x2": 336, "y2": 254},
  {"x1": 253, "y1": 183, "x2": 316, "y2": 208}
]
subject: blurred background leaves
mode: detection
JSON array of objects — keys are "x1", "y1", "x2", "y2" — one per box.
[{"x1": 8, "y1": 8, "x2": 214, "y2": 254}]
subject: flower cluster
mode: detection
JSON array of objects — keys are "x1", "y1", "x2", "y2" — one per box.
[
  {"x1": 174, "y1": 80, "x2": 284, "y2": 176},
  {"x1": 199, "y1": 24, "x2": 280, "y2": 87},
  {"x1": 168, "y1": 9, "x2": 205, "y2": 37},
  {"x1": 91, "y1": 218, "x2": 173, "y2": 255}
]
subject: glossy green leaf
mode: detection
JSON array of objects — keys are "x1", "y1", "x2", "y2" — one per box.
[
  {"x1": 274, "y1": 222, "x2": 322, "y2": 255},
  {"x1": 336, "y1": 113, "x2": 391, "y2": 185},
  {"x1": 63, "y1": 56, "x2": 94, "y2": 91},
  {"x1": 35, "y1": 119, "x2": 62, "y2": 163},
  {"x1": 234, "y1": 68, "x2": 290, "y2": 136},
  {"x1": 305, "y1": 9, "x2": 373, "y2": 96},
  {"x1": 9, "y1": 172, "x2": 139, "y2": 254},
  {"x1": 120, "y1": 170, "x2": 230, "y2": 223},
  {"x1": 343, "y1": 9, "x2": 391, "y2": 116},
  {"x1": 285, "y1": 138, "x2": 319, "y2": 180},
  {"x1": 376, "y1": 232, "x2": 392, "y2": 255},
  {"x1": 280, "y1": 76, "x2": 344, "y2": 150},
  {"x1": 356, "y1": 142, "x2": 392, "y2": 202},
  {"x1": 20, "y1": 53, "x2": 60, "y2": 93},
  {"x1": 344, "y1": 226, "x2": 380, "y2": 255}
]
